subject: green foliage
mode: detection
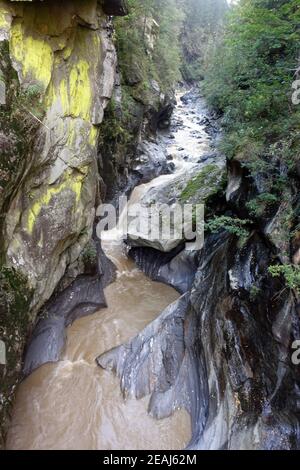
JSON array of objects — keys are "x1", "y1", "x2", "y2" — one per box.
[
  {"x1": 179, "y1": 0, "x2": 228, "y2": 81},
  {"x1": 0, "y1": 266, "x2": 33, "y2": 445},
  {"x1": 180, "y1": 164, "x2": 224, "y2": 202},
  {"x1": 18, "y1": 83, "x2": 45, "y2": 122},
  {"x1": 0, "y1": 266, "x2": 32, "y2": 321},
  {"x1": 203, "y1": 0, "x2": 300, "y2": 173},
  {"x1": 206, "y1": 215, "x2": 252, "y2": 240},
  {"x1": 82, "y1": 240, "x2": 98, "y2": 274},
  {"x1": 100, "y1": 89, "x2": 134, "y2": 145},
  {"x1": 246, "y1": 192, "x2": 279, "y2": 217},
  {"x1": 153, "y1": 0, "x2": 184, "y2": 88},
  {"x1": 98, "y1": 83, "x2": 142, "y2": 190},
  {"x1": 249, "y1": 285, "x2": 262, "y2": 302},
  {"x1": 269, "y1": 264, "x2": 300, "y2": 293},
  {"x1": 115, "y1": 0, "x2": 183, "y2": 92},
  {"x1": 0, "y1": 42, "x2": 43, "y2": 254},
  {"x1": 82, "y1": 240, "x2": 97, "y2": 263}
]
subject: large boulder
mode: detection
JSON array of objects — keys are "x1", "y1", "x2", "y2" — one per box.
[
  {"x1": 127, "y1": 159, "x2": 225, "y2": 252},
  {"x1": 132, "y1": 140, "x2": 171, "y2": 183},
  {"x1": 96, "y1": 293, "x2": 200, "y2": 423}
]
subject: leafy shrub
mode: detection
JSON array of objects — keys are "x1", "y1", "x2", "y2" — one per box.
[
  {"x1": 206, "y1": 215, "x2": 252, "y2": 240},
  {"x1": 269, "y1": 264, "x2": 300, "y2": 293},
  {"x1": 246, "y1": 193, "x2": 279, "y2": 217}
]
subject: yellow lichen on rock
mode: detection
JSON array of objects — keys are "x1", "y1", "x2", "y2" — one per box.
[
  {"x1": 58, "y1": 62, "x2": 93, "y2": 121},
  {"x1": 0, "y1": 5, "x2": 9, "y2": 28},
  {"x1": 0, "y1": 11, "x2": 7, "y2": 28},
  {"x1": 10, "y1": 20, "x2": 53, "y2": 89},
  {"x1": 69, "y1": 60, "x2": 92, "y2": 120},
  {"x1": 59, "y1": 78, "x2": 69, "y2": 116},
  {"x1": 44, "y1": 60, "x2": 93, "y2": 122},
  {"x1": 27, "y1": 167, "x2": 89, "y2": 234},
  {"x1": 66, "y1": 119, "x2": 76, "y2": 147},
  {"x1": 61, "y1": 44, "x2": 73, "y2": 61},
  {"x1": 89, "y1": 126, "x2": 99, "y2": 146}
]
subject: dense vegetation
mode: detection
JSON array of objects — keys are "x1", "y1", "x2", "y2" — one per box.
[
  {"x1": 179, "y1": 0, "x2": 228, "y2": 81},
  {"x1": 115, "y1": 0, "x2": 183, "y2": 93},
  {"x1": 204, "y1": 0, "x2": 300, "y2": 175},
  {"x1": 203, "y1": 0, "x2": 300, "y2": 292},
  {"x1": 114, "y1": 0, "x2": 228, "y2": 91}
]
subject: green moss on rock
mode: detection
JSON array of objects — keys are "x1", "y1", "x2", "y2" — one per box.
[
  {"x1": 0, "y1": 40, "x2": 42, "y2": 255},
  {"x1": 0, "y1": 266, "x2": 33, "y2": 448},
  {"x1": 180, "y1": 164, "x2": 226, "y2": 204}
]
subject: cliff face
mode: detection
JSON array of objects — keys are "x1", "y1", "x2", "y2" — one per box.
[
  {"x1": 98, "y1": 11, "x2": 176, "y2": 202},
  {"x1": 1, "y1": 0, "x2": 117, "y2": 312},
  {"x1": 0, "y1": 0, "x2": 127, "y2": 446}
]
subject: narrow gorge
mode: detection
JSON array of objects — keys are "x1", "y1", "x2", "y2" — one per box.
[{"x1": 1, "y1": 0, "x2": 300, "y2": 451}]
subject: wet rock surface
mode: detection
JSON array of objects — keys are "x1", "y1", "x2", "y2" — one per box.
[
  {"x1": 22, "y1": 240, "x2": 117, "y2": 377},
  {"x1": 129, "y1": 246, "x2": 198, "y2": 294},
  {"x1": 102, "y1": 230, "x2": 300, "y2": 449},
  {"x1": 96, "y1": 293, "x2": 205, "y2": 423},
  {"x1": 132, "y1": 140, "x2": 171, "y2": 184},
  {"x1": 23, "y1": 276, "x2": 106, "y2": 378}
]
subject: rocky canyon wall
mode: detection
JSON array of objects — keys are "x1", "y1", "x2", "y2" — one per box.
[{"x1": 0, "y1": 0, "x2": 127, "y2": 446}]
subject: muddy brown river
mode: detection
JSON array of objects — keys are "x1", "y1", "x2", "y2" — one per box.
[{"x1": 7, "y1": 260, "x2": 191, "y2": 450}]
